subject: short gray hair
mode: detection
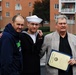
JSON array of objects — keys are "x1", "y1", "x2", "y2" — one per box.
[{"x1": 55, "y1": 15, "x2": 68, "y2": 24}]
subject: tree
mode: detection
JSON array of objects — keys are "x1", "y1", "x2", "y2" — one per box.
[{"x1": 33, "y1": 0, "x2": 50, "y2": 22}]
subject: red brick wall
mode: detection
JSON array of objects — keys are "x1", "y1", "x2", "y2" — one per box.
[
  {"x1": 0, "y1": 0, "x2": 41, "y2": 29},
  {"x1": 50, "y1": 0, "x2": 59, "y2": 32}
]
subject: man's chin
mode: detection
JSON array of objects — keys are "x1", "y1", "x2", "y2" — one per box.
[
  {"x1": 32, "y1": 30, "x2": 37, "y2": 33},
  {"x1": 60, "y1": 31, "x2": 67, "y2": 33},
  {"x1": 17, "y1": 30, "x2": 22, "y2": 33}
]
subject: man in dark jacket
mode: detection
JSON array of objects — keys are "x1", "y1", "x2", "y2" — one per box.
[
  {"x1": 0, "y1": 14, "x2": 25, "y2": 75},
  {"x1": 20, "y1": 15, "x2": 44, "y2": 75}
]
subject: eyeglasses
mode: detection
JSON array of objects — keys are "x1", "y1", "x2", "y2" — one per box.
[
  {"x1": 30, "y1": 23, "x2": 39, "y2": 26},
  {"x1": 58, "y1": 23, "x2": 67, "y2": 25}
]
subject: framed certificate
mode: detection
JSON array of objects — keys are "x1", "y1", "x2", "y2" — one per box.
[{"x1": 48, "y1": 49, "x2": 72, "y2": 71}]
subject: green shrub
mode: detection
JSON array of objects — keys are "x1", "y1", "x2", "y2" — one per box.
[
  {"x1": 39, "y1": 27, "x2": 50, "y2": 32},
  {"x1": 43, "y1": 32, "x2": 51, "y2": 36}
]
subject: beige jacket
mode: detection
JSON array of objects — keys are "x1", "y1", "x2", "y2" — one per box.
[{"x1": 41, "y1": 31, "x2": 76, "y2": 75}]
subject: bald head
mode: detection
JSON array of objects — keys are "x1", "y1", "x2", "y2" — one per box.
[{"x1": 12, "y1": 14, "x2": 25, "y2": 23}]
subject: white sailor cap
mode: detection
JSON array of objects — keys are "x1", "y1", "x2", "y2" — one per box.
[{"x1": 26, "y1": 15, "x2": 43, "y2": 23}]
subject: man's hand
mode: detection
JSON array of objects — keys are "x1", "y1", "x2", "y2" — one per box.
[
  {"x1": 68, "y1": 58, "x2": 76, "y2": 65},
  {"x1": 37, "y1": 30, "x2": 43, "y2": 37}
]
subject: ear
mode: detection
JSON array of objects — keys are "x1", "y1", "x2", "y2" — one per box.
[
  {"x1": 26, "y1": 22, "x2": 29, "y2": 26},
  {"x1": 11, "y1": 21, "x2": 13, "y2": 24},
  {"x1": 11, "y1": 21, "x2": 14, "y2": 26},
  {"x1": 55, "y1": 24, "x2": 57, "y2": 29}
]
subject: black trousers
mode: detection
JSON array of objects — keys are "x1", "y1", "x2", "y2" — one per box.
[{"x1": 21, "y1": 72, "x2": 40, "y2": 75}]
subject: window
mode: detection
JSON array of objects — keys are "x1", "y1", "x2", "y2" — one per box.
[
  {"x1": 6, "y1": 12, "x2": 10, "y2": 17},
  {"x1": 29, "y1": 2, "x2": 32, "y2": 7},
  {"x1": 16, "y1": 13, "x2": 20, "y2": 15},
  {"x1": 0, "y1": 6, "x2": 2, "y2": 11},
  {"x1": 15, "y1": 4, "x2": 22, "y2": 10},
  {"x1": 6, "y1": 2, "x2": 10, "y2": 8},
  {"x1": 54, "y1": 4, "x2": 59, "y2": 9},
  {"x1": 54, "y1": 14, "x2": 59, "y2": 20},
  {"x1": 67, "y1": 15, "x2": 70, "y2": 19},
  {"x1": 29, "y1": 12, "x2": 32, "y2": 16},
  {"x1": 0, "y1": 16, "x2": 2, "y2": 20}
]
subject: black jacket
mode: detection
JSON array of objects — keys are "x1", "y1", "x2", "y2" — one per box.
[
  {"x1": 0, "y1": 23, "x2": 22, "y2": 75},
  {"x1": 20, "y1": 29, "x2": 44, "y2": 75}
]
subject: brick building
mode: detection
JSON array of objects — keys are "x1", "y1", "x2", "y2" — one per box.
[
  {"x1": 50, "y1": 0, "x2": 76, "y2": 34},
  {"x1": 1, "y1": 0, "x2": 76, "y2": 33},
  {"x1": 0, "y1": 0, "x2": 40, "y2": 30}
]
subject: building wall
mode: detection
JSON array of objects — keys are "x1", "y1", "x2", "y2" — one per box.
[
  {"x1": 50, "y1": 0, "x2": 59, "y2": 32},
  {"x1": 0, "y1": 0, "x2": 40, "y2": 30}
]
